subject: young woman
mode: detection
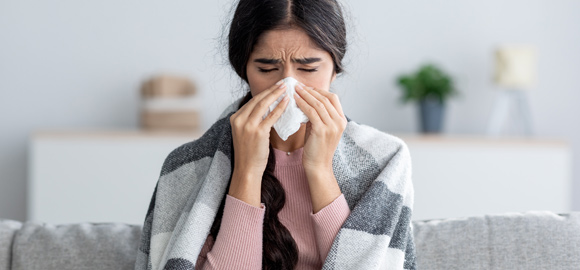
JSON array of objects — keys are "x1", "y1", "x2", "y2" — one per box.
[{"x1": 135, "y1": 0, "x2": 416, "y2": 269}]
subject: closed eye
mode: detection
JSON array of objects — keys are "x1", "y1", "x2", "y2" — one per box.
[
  {"x1": 300, "y1": 68, "x2": 318, "y2": 72},
  {"x1": 258, "y1": 68, "x2": 318, "y2": 73},
  {"x1": 258, "y1": 68, "x2": 277, "y2": 73}
]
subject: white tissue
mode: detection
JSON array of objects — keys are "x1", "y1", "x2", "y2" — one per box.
[{"x1": 263, "y1": 77, "x2": 309, "y2": 141}]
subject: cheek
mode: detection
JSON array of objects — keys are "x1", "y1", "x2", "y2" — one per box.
[
  {"x1": 246, "y1": 68, "x2": 270, "y2": 97},
  {"x1": 301, "y1": 78, "x2": 327, "y2": 91},
  {"x1": 300, "y1": 69, "x2": 334, "y2": 91}
]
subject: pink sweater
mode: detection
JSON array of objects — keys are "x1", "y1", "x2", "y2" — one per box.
[{"x1": 195, "y1": 147, "x2": 351, "y2": 269}]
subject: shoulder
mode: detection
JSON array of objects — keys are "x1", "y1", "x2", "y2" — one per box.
[
  {"x1": 159, "y1": 100, "x2": 242, "y2": 176},
  {"x1": 337, "y1": 120, "x2": 414, "y2": 210},
  {"x1": 341, "y1": 120, "x2": 411, "y2": 165},
  {"x1": 159, "y1": 113, "x2": 235, "y2": 176}
]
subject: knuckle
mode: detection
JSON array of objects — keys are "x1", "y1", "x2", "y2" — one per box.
[
  {"x1": 316, "y1": 101, "x2": 325, "y2": 109},
  {"x1": 328, "y1": 126, "x2": 336, "y2": 134},
  {"x1": 231, "y1": 117, "x2": 241, "y2": 127},
  {"x1": 274, "y1": 100, "x2": 286, "y2": 110},
  {"x1": 329, "y1": 93, "x2": 339, "y2": 102},
  {"x1": 256, "y1": 100, "x2": 267, "y2": 109},
  {"x1": 260, "y1": 126, "x2": 270, "y2": 134},
  {"x1": 265, "y1": 111, "x2": 275, "y2": 119},
  {"x1": 242, "y1": 124, "x2": 253, "y2": 133},
  {"x1": 255, "y1": 125, "x2": 269, "y2": 136},
  {"x1": 325, "y1": 128, "x2": 334, "y2": 137}
]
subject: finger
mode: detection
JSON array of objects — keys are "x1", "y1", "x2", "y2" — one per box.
[
  {"x1": 310, "y1": 86, "x2": 345, "y2": 118},
  {"x1": 247, "y1": 84, "x2": 289, "y2": 123},
  {"x1": 306, "y1": 87, "x2": 341, "y2": 121},
  {"x1": 239, "y1": 80, "x2": 286, "y2": 115},
  {"x1": 238, "y1": 80, "x2": 287, "y2": 119},
  {"x1": 310, "y1": 88, "x2": 347, "y2": 130},
  {"x1": 294, "y1": 92, "x2": 323, "y2": 127},
  {"x1": 260, "y1": 95, "x2": 290, "y2": 128},
  {"x1": 295, "y1": 85, "x2": 332, "y2": 124}
]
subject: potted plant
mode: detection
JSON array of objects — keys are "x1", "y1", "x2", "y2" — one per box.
[{"x1": 396, "y1": 63, "x2": 458, "y2": 133}]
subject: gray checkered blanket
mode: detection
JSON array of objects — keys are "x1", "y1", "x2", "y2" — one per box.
[{"x1": 135, "y1": 99, "x2": 417, "y2": 270}]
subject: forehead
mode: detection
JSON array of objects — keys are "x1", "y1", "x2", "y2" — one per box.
[{"x1": 252, "y1": 28, "x2": 328, "y2": 58}]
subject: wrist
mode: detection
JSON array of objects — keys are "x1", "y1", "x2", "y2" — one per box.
[
  {"x1": 305, "y1": 169, "x2": 342, "y2": 214},
  {"x1": 304, "y1": 164, "x2": 334, "y2": 179},
  {"x1": 229, "y1": 168, "x2": 263, "y2": 208},
  {"x1": 232, "y1": 166, "x2": 263, "y2": 182}
]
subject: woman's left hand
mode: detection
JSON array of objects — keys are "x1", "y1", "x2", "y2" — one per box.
[{"x1": 294, "y1": 83, "x2": 347, "y2": 180}]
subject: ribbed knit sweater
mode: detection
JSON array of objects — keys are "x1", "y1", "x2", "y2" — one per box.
[{"x1": 194, "y1": 147, "x2": 352, "y2": 269}]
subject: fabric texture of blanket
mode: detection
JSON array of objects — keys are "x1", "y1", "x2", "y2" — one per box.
[{"x1": 135, "y1": 99, "x2": 417, "y2": 270}]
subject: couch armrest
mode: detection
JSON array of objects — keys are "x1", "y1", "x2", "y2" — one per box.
[{"x1": 0, "y1": 220, "x2": 23, "y2": 270}]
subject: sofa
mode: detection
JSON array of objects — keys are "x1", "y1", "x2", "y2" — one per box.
[{"x1": 1, "y1": 211, "x2": 579, "y2": 270}]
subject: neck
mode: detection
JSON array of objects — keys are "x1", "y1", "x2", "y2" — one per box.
[{"x1": 270, "y1": 125, "x2": 306, "y2": 152}]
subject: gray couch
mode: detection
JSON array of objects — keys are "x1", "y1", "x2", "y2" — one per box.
[{"x1": 1, "y1": 211, "x2": 579, "y2": 270}]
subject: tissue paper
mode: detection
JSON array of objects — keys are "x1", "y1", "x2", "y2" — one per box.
[{"x1": 263, "y1": 77, "x2": 309, "y2": 141}]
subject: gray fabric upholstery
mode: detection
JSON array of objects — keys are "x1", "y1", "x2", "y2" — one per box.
[
  {"x1": 0, "y1": 220, "x2": 22, "y2": 270},
  {"x1": 412, "y1": 211, "x2": 580, "y2": 270},
  {"x1": 1, "y1": 211, "x2": 579, "y2": 269},
  {"x1": 10, "y1": 221, "x2": 142, "y2": 270}
]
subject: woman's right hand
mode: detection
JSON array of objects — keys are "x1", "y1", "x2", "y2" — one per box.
[{"x1": 228, "y1": 80, "x2": 289, "y2": 207}]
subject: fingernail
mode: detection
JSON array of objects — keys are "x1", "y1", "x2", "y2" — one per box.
[
  {"x1": 282, "y1": 95, "x2": 289, "y2": 101},
  {"x1": 278, "y1": 83, "x2": 287, "y2": 89},
  {"x1": 296, "y1": 84, "x2": 304, "y2": 90},
  {"x1": 276, "y1": 80, "x2": 284, "y2": 85}
]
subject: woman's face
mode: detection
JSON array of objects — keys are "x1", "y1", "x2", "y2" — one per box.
[{"x1": 246, "y1": 27, "x2": 337, "y2": 96}]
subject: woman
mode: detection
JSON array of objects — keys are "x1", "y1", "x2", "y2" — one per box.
[{"x1": 135, "y1": 0, "x2": 416, "y2": 269}]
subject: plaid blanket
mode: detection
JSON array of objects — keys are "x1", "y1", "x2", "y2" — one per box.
[{"x1": 135, "y1": 99, "x2": 416, "y2": 270}]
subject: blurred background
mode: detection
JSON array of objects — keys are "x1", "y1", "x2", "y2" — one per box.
[{"x1": 1, "y1": 0, "x2": 578, "y2": 223}]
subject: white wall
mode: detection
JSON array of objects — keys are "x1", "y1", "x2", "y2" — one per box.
[{"x1": 1, "y1": 0, "x2": 579, "y2": 221}]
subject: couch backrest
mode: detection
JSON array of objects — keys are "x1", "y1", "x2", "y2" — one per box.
[{"x1": 412, "y1": 211, "x2": 580, "y2": 270}]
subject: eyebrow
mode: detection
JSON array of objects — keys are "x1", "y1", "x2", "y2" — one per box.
[{"x1": 253, "y1": 57, "x2": 322, "y2": 65}]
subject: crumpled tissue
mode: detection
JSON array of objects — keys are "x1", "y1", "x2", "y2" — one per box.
[{"x1": 263, "y1": 77, "x2": 309, "y2": 141}]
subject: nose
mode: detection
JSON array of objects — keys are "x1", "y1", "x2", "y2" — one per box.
[{"x1": 282, "y1": 65, "x2": 297, "y2": 80}]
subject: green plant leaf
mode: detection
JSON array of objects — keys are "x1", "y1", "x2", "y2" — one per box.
[{"x1": 394, "y1": 63, "x2": 458, "y2": 104}]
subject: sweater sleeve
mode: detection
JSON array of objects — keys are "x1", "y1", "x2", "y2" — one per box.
[
  {"x1": 196, "y1": 194, "x2": 266, "y2": 270},
  {"x1": 194, "y1": 234, "x2": 213, "y2": 269},
  {"x1": 310, "y1": 193, "x2": 351, "y2": 262}
]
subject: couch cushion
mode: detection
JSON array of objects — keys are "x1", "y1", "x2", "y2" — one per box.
[
  {"x1": 0, "y1": 219, "x2": 23, "y2": 270},
  {"x1": 412, "y1": 211, "x2": 580, "y2": 270},
  {"x1": 11, "y1": 221, "x2": 142, "y2": 270}
]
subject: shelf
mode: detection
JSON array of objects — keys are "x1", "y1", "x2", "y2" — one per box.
[
  {"x1": 31, "y1": 129, "x2": 204, "y2": 140},
  {"x1": 28, "y1": 129, "x2": 572, "y2": 223},
  {"x1": 392, "y1": 133, "x2": 568, "y2": 147}
]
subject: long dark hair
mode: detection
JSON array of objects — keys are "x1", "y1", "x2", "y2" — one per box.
[{"x1": 209, "y1": 0, "x2": 347, "y2": 269}]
